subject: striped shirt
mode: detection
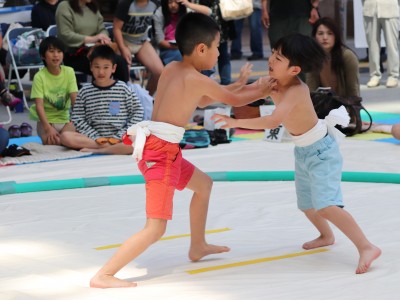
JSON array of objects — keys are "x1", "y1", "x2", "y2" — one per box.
[{"x1": 72, "y1": 80, "x2": 144, "y2": 140}]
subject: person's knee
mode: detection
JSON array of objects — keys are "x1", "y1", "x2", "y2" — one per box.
[
  {"x1": 391, "y1": 124, "x2": 400, "y2": 139},
  {"x1": 201, "y1": 174, "x2": 213, "y2": 195},
  {"x1": 59, "y1": 131, "x2": 75, "y2": 146},
  {"x1": 146, "y1": 221, "x2": 167, "y2": 243}
]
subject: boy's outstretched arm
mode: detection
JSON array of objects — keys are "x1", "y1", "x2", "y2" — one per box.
[{"x1": 224, "y1": 63, "x2": 253, "y2": 92}]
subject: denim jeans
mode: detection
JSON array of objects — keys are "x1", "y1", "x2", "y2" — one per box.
[
  {"x1": 159, "y1": 49, "x2": 182, "y2": 65},
  {"x1": 230, "y1": 8, "x2": 263, "y2": 57},
  {"x1": 218, "y1": 41, "x2": 231, "y2": 85}
]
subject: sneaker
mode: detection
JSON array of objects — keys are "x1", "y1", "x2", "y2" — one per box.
[
  {"x1": 247, "y1": 54, "x2": 264, "y2": 61},
  {"x1": 20, "y1": 122, "x2": 33, "y2": 137},
  {"x1": 0, "y1": 89, "x2": 22, "y2": 108},
  {"x1": 367, "y1": 76, "x2": 380, "y2": 88},
  {"x1": 8, "y1": 125, "x2": 21, "y2": 138},
  {"x1": 386, "y1": 77, "x2": 398, "y2": 88}
]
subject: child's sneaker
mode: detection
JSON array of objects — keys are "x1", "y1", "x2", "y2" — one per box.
[
  {"x1": 0, "y1": 89, "x2": 22, "y2": 108},
  {"x1": 20, "y1": 122, "x2": 33, "y2": 137},
  {"x1": 8, "y1": 125, "x2": 21, "y2": 138}
]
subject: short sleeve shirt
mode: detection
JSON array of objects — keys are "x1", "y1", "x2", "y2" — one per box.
[
  {"x1": 115, "y1": 0, "x2": 157, "y2": 44},
  {"x1": 29, "y1": 66, "x2": 78, "y2": 123}
]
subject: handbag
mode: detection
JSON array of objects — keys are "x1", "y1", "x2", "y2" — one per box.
[
  {"x1": 219, "y1": 0, "x2": 253, "y2": 21},
  {"x1": 310, "y1": 91, "x2": 373, "y2": 136}
]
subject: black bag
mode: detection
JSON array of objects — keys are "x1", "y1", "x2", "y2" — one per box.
[{"x1": 310, "y1": 91, "x2": 373, "y2": 136}]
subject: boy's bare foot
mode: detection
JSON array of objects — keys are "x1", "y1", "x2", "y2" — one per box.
[
  {"x1": 356, "y1": 245, "x2": 381, "y2": 274},
  {"x1": 90, "y1": 274, "x2": 137, "y2": 288},
  {"x1": 302, "y1": 235, "x2": 335, "y2": 250},
  {"x1": 189, "y1": 243, "x2": 230, "y2": 262}
]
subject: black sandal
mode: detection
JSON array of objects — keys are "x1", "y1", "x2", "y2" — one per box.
[{"x1": 1, "y1": 144, "x2": 31, "y2": 157}]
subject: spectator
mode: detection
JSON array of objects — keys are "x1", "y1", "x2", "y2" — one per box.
[
  {"x1": 193, "y1": 0, "x2": 236, "y2": 85},
  {"x1": 153, "y1": 0, "x2": 185, "y2": 65},
  {"x1": 113, "y1": 0, "x2": 163, "y2": 95},
  {"x1": 60, "y1": 45, "x2": 144, "y2": 155},
  {"x1": 29, "y1": 36, "x2": 78, "y2": 145},
  {"x1": 306, "y1": 17, "x2": 360, "y2": 98},
  {"x1": 31, "y1": 0, "x2": 59, "y2": 31},
  {"x1": 392, "y1": 124, "x2": 400, "y2": 139},
  {"x1": 230, "y1": 0, "x2": 264, "y2": 61},
  {"x1": 0, "y1": 28, "x2": 21, "y2": 108},
  {"x1": 56, "y1": 0, "x2": 130, "y2": 83},
  {"x1": 262, "y1": 0, "x2": 320, "y2": 50},
  {"x1": 362, "y1": 0, "x2": 399, "y2": 88}
]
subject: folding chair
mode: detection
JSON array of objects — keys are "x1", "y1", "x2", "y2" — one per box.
[
  {"x1": 5, "y1": 27, "x2": 45, "y2": 110},
  {"x1": 104, "y1": 23, "x2": 147, "y2": 87},
  {"x1": 46, "y1": 24, "x2": 58, "y2": 37}
]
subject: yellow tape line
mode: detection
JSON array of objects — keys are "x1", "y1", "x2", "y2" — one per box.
[
  {"x1": 186, "y1": 248, "x2": 329, "y2": 275},
  {"x1": 94, "y1": 227, "x2": 232, "y2": 250}
]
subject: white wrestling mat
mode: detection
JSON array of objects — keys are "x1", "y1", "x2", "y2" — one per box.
[{"x1": 1, "y1": 137, "x2": 399, "y2": 300}]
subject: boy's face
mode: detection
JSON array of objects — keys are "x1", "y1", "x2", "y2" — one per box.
[
  {"x1": 90, "y1": 57, "x2": 117, "y2": 86},
  {"x1": 268, "y1": 48, "x2": 297, "y2": 79},
  {"x1": 203, "y1": 32, "x2": 220, "y2": 70},
  {"x1": 43, "y1": 46, "x2": 63, "y2": 69}
]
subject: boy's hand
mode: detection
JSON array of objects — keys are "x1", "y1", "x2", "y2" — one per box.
[
  {"x1": 258, "y1": 76, "x2": 277, "y2": 97},
  {"x1": 211, "y1": 113, "x2": 237, "y2": 129},
  {"x1": 237, "y1": 62, "x2": 253, "y2": 85}
]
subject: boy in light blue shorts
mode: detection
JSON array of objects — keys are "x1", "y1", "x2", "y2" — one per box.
[{"x1": 213, "y1": 33, "x2": 381, "y2": 274}]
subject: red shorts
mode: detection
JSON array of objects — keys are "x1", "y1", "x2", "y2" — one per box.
[{"x1": 137, "y1": 135, "x2": 195, "y2": 220}]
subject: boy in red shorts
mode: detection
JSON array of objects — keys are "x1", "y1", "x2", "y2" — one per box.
[{"x1": 90, "y1": 12, "x2": 275, "y2": 288}]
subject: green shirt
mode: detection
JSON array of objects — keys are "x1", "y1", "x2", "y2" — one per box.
[{"x1": 29, "y1": 66, "x2": 78, "y2": 123}]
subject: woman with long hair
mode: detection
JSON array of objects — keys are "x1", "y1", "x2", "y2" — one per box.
[{"x1": 306, "y1": 17, "x2": 360, "y2": 97}]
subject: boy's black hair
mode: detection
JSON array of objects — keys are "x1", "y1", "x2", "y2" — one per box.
[
  {"x1": 39, "y1": 36, "x2": 66, "y2": 66},
  {"x1": 175, "y1": 12, "x2": 220, "y2": 56},
  {"x1": 88, "y1": 45, "x2": 116, "y2": 65},
  {"x1": 274, "y1": 33, "x2": 327, "y2": 73}
]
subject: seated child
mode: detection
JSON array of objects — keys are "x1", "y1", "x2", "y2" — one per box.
[
  {"x1": 60, "y1": 45, "x2": 144, "y2": 155},
  {"x1": 29, "y1": 36, "x2": 78, "y2": 145}
]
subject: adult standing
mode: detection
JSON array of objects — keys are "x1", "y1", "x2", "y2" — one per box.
[
  {"x1": 31, "y1": 0, "x2": 59, "y2": 31},
  {"x1": 261, "y1": 0, "x2": 320, "y2": 50},
  {"x1": 56, "y1": 0, "x2": 129, "y2": 83},
  {"x1": 362, "y1": 0, "x2": 400, "y2": 88},
  {"x1": 230, "y1": 0, "x2": 264, "y2": 61}
]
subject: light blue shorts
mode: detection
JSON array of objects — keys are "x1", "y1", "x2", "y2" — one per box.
[{"x1": 294, "y1": 134, "x2": 344, "y2": 211}]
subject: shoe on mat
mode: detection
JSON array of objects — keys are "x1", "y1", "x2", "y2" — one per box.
[
  {"x1": 367, "y1": 76, "x2": 380, "y2": 88},
  {"x1": 8, "y1": 125, "x2": 21, "y2": 138},
  {"x1": 1, "y1": 144, "x2": 31, "y2": 157},
  {"x1": 386, "y1": 77, "x2": 398, "y2": 88},
  {"x1": 20, "y1": 122, "x2": 33, "y2": 137}
]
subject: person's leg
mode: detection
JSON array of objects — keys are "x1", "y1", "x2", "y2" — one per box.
[
  {"x1": 217, "y1": 41, "x2": 232, "y2": 85},
  {"x1": 248, "y1": 9, "x2": 263, "y2": 58},
  {"x1": 364, "y1": 16, "x2": 382, "y2": 81},
  {"x1": 60, "y1": 131, "x2": 100, "y2": 150},
  {"x1": 82, "y1": 142, "x2": 133, "y2": 155},
  {"x1": 0, "y1": 127, "x2": 9, "y2": 154},
  {"x1": 382, "y1": 17, "x2": 399, "y2": 85},
  {"x1": 159, "y1": 49, "x2": 182, "y2": 65},
  {"x1": 136, "y1": 41, "x2": 164, "y2": 96},
  {"x1": 391, "y1": 123, "x2": 400, "y2": 139},
  {"x1": 317, "y1": 206, "x2": 381, "y2": 274},
  {"x1": 302, "y1": 209, "x2": 335, "y2": 249},
  {"x1": 90, "y1": 218, "x2": 168, "y2": 288},
  {"x1": 230, "y1": 19, "x2": 244, "y2": 59},
  {"x1": 185, "y1": 167, "x2": 230, "y2": 261}
]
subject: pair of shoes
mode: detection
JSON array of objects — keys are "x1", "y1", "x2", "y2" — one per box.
[
  {"x1": 247, "y1": 54, "x2": 264, "y2": 61},
  {"x1": 367, "y1": 76, "x2": 380, "y2": 88},
  {"x1": 0, "y1": 89, "x2": 22, "y2": 108},
  {"x1": 386, "y1": 77, "x2": 398, "y2": 88},
  {"x1": 230, "y1": 53, "x2": 242, "y2": 60},
  {"x1": 1, "y1": 144, "x2": 31, "y2": 157},
  {"x1": 8, "y1": 123, "x2": 33, "y2": 138}
]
